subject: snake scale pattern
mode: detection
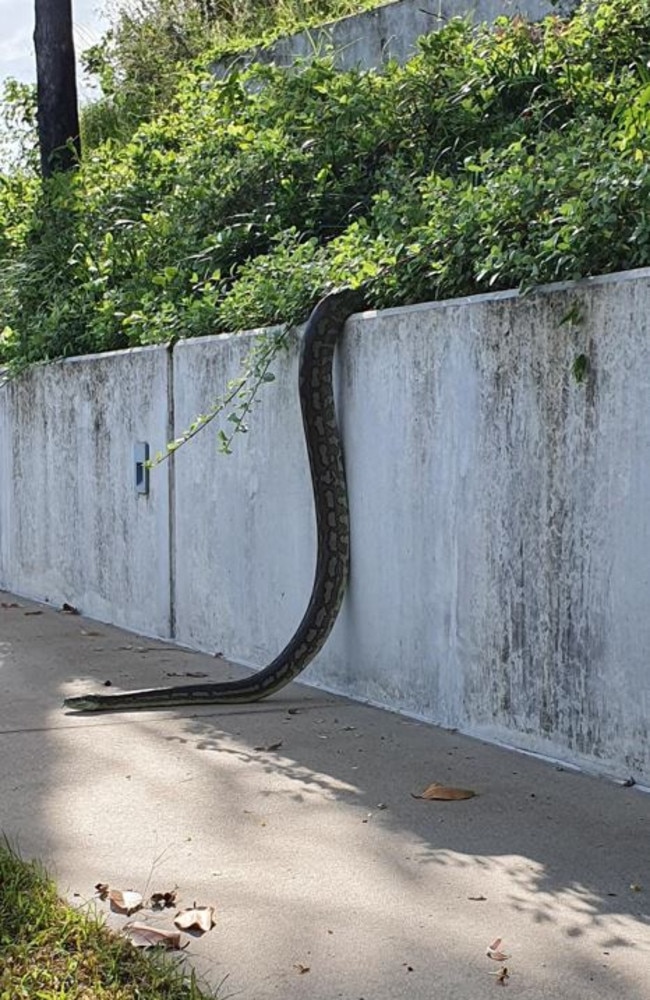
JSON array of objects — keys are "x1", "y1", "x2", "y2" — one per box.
[{"x1": 64, "y1": 288, "x2": 365, "y2": 712}]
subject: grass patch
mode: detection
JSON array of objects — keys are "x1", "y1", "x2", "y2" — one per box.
[{"x1": 0, "y1": 840, "x2": 219, "y2": 1000}]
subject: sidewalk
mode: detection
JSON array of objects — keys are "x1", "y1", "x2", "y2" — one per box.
[{"x1": 1, "y1": 589, "x2": 649, "y2": 999}]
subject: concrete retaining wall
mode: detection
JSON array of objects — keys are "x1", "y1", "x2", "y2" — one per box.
[
  {"x1": 2, "y1": 270, "x2": 650, "y2": 783},
  {"x1": 212, "y1": 0, "x2": 574, "y2": 79},
  {"x1": 0, "y1": 347, "x2": 171, "y2": 636}
]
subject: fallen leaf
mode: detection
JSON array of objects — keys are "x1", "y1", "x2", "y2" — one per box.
[
  {"x1": 253, "y1": 741, "x2": 283, "y2": 752},
  {"x1": 174, "y1": 905, "x2": 215, "y2": 932},
  {"x1": 109, "y1": 889, "x2": 143, "y2": 914},
  {"x1": 95, "y1": 882, "x2": 110, "y2": 900},
  {"x1": 294, "y1": 963, "x2": 310, "y2": 974},
  {"x1": 468, "y1": 895, "x2": 487, "y2": 901},
  {"x1": 124, "y1": 922, "x2": 183, "y2": 949},
  {"x1": 412, "y1": 783, "x2": 476, "y2": 801},
  {"x1": 61, "y1": 602, "x2": 79, "y2": 614},
  {"x1": 489, "y1": 966, "x2": 510, "y2": 985},
  {"x1": 24, "y1": 610, "x2": 43, "y2": 616},
  {"x1": 1, "y1": 601, "x2": 21, "y2": 608},
  {"x1": 486, "y1": 938, "x2": 510, "y2": 962},
  {"x1": 150, "y1": 889, "x2": 178, "y2": 910}
]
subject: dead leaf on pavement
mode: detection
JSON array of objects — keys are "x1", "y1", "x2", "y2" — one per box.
[
  {"x1": 24, "y1": 609, "x2": 43, "y2": 615},
  {"x1": 61, "y1": 602, "x2": 79, "y2": 614},
  {"x1": 490, "y1": 966, "x2": 510, "y2": 985},
  {"x1": 150, "y1": 889, "x2": 178, "y2": 910},
  {"x1": 124, "y1": 923, "x2": 183, "y2": 949},
  {"x1": 174, "y1": 905, "x2": 216, "y2": 932},
  {"x1": 253, "y1": 741, "x2": 283, "y2": 752},
  {"x1": 294, "y1": 964, "x2": 310, "y2": 974},
  {"x1": 1, "y1": 601, "x2": 21, "y2": 608},
  {"x1": 412, "y1": 782, "x2": 476, "y2": 801},
  {"x1": 486, "y1": 938, "x2": 510, "y2": 962},
  {"x1": 468, "y1": 895, "x2": 487, "y2": 901},
  {"x1": 95, "y1": 882, "x2": 110, "y2": 900},
  {"x1": 109, "y1": 889, "x2": 143, "y2": 914}
]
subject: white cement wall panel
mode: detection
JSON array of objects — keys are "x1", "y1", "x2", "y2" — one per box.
[
  {"x1": 172, "y1": 329, "x2": 317, "y2": 666},
  {"x1": 0, "y1": 347, "x2": 171, "y2": 636}
]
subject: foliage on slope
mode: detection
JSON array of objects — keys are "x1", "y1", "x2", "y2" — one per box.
[
  {"x1": 81, "y1": 0, "x2": 387, "y2": 143},
  {"x1": 2, "y1": 0, "x2": 650, "y2": 367}
]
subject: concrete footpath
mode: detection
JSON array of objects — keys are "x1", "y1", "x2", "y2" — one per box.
[{"x1": 1, "y1": 590, "x2": 649, "y2": 999}]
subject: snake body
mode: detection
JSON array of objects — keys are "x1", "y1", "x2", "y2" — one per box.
[{"x1": 64, "y1": 288, "x2": 365, "y2": 712}]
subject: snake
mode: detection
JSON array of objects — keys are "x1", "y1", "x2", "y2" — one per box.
[{"x1": 64, "y1": 287, "x2": 366, "y2": 712}]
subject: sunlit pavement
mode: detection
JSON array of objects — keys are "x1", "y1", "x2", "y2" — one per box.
[{"x1": 1, "y1": 590, "x2": 649, "y2": 999}]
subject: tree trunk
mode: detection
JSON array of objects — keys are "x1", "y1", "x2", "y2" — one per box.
[{"x1": 34, "y1": 0, "x2": 81, "y2": 177}]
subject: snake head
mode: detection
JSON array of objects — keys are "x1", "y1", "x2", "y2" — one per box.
[{"x1": 63, "y1": 694, "x2": 104, "y2": 712}]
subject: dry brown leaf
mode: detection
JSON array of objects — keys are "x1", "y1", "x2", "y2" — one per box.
[
  {"x1": 24, "y1": 610, "x2": 43, "y2": 616},
  {"x1": 124, "y1": 922, "x2": 183, "y2": 949},
  {"x1": 109, "y1": 888, "x2": 143, "y2": 914},
  {"x1": 486, "y1": 938, "x2": 510, "y2": 962},
  {"x1": 95, "y1": 882, "x2": 109, "y2": 900},
  {"x1": 468, "y1": 895, "x2": 487, "y2": 901},
  {"x1": 412, "y1": 782, "x2": 476, "y2": 801},
  {"x1": 490, "y1": 966, "x2": 510, "y2": 985},
  {"x1": 173, "y1": 905, "x2": 216, "y2": 932},
  {"x1": 150, "y1": 889, "x2": 178, "y2": 910},
  {"x1": 294, "y1": 964, "x2": 310, "y2": 974}
]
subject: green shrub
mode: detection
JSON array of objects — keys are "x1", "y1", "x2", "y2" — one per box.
[
  {"x1": 80, "y1": 0, "x2": 388, "y2": 141},
  {"x1": 3, "y1": 0, "x2": 650, "y2": 368}
]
